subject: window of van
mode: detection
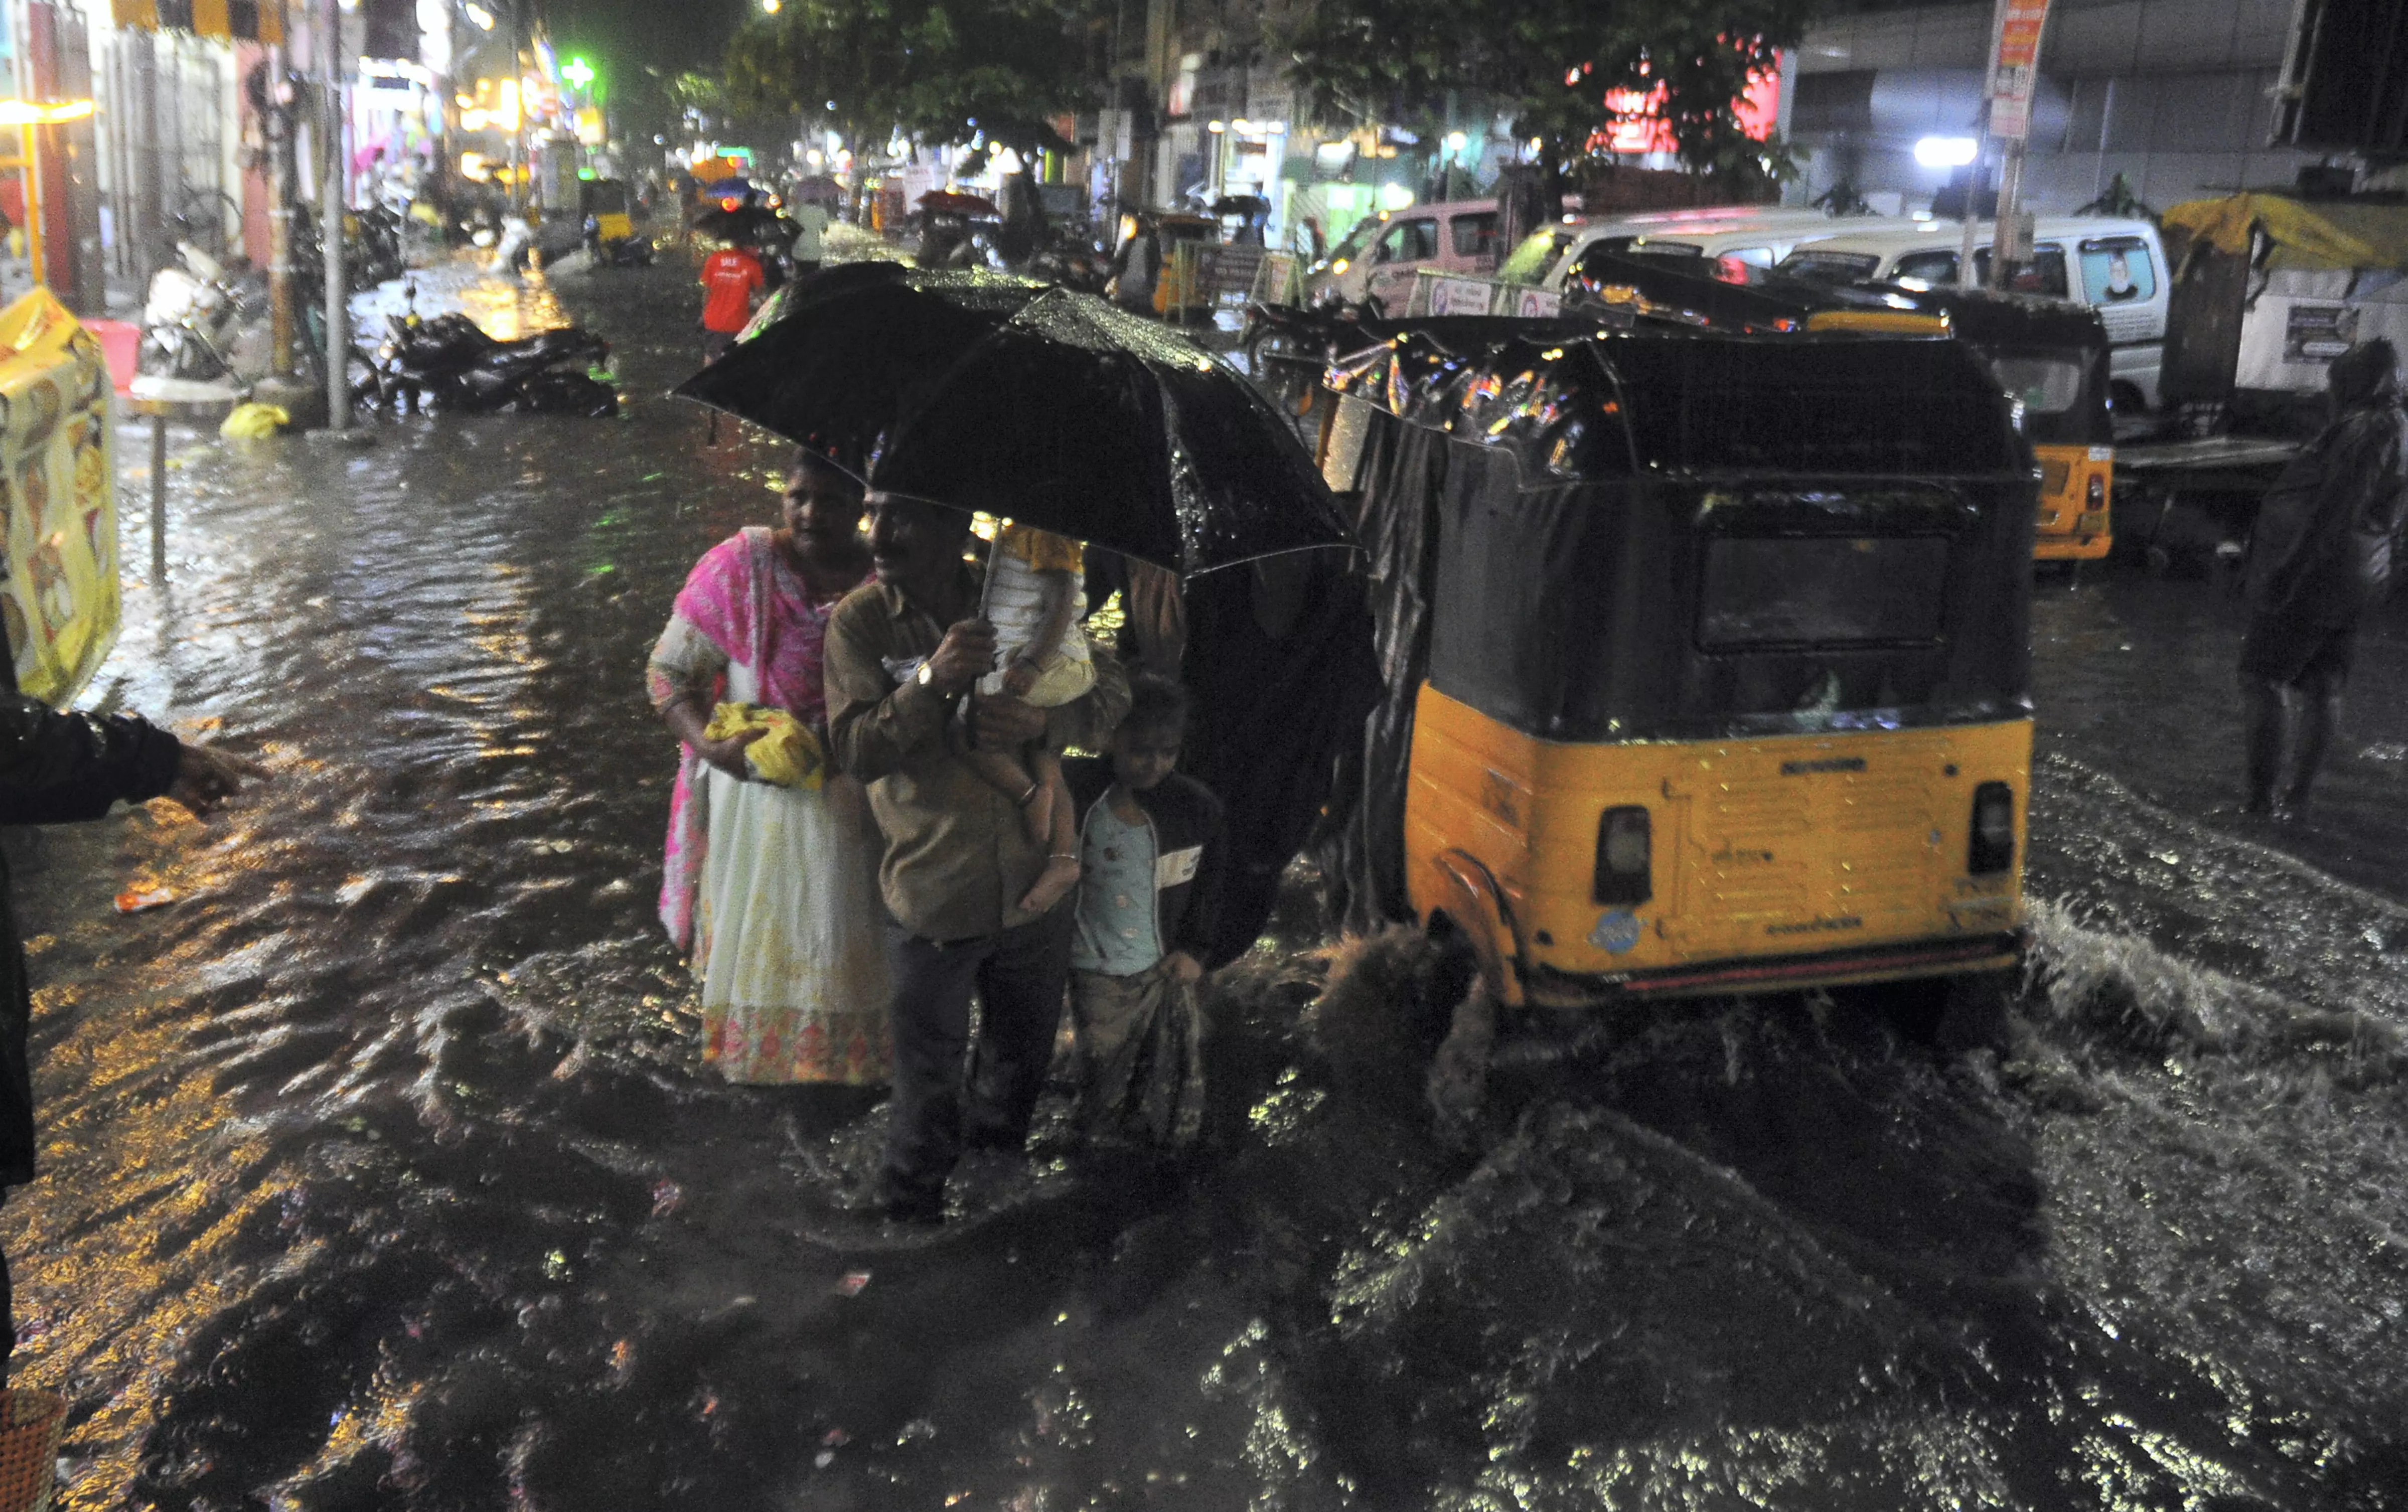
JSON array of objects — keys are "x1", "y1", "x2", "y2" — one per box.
[
  {"x1": 1972, "y1": 247, "x2": 2070, "y2": 298},
  {"x1": 1892, "y1": 249, "x2": 1959, "y2": 285},
  {"x1": 1498, "y1": 227, "x2": 1576, "y2": 283},
  {"x1": 1451, "y1": 212, "x2": 1499, "y2": 260},
  {"x1": 2079, "y1": 236, "x2": 2157, "y2": 305},
  {"x1": 1780, "y1": 248, "x2": 1882, "y2": 283},
  {"x1": 1375, "y1": 218, "x2": 1439, "y2": 263}
]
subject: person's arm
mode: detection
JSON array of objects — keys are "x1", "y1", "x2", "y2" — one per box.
[
  {"x1": 0, "y1": 694, "x2": 259, "y2": 822},
  {"x1": 826, "y1": 604, "x2": 996, "y2": 781},
  {"x1": 647, "y1": 616, "x2": 765, "y2": 781},
  {"x1": 0, "y1": 694, "x2": 180, "y2": 806}
]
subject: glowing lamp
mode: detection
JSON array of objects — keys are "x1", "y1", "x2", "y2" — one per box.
[{"x1": 1913, "y1": 136, "x2": 1978, "y2": 168}]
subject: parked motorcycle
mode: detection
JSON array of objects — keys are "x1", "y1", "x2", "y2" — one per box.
[{"x1": 366, "y1": 302, "x2": 618, "y2": 416}]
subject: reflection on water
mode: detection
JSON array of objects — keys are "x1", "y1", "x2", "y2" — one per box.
[{"x1": 4, "y1": 258, "x2": 2403, "y2": 1509}]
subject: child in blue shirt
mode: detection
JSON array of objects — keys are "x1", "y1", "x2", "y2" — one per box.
[{"x1": 1061, "y1": 675, "x2": 1225, "y2": 1146}]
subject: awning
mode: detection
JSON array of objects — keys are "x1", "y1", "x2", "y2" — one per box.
[
  {"x1": 108, "y1": 0, "x2": 284, "y2": 44},
  {"x1": 2162, "y1": 194, "x2": 2408, "y2": 272}
]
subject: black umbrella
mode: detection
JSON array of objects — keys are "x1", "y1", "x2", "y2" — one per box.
[{"x1": 675, "y1": 265, "x2": 1352, "y2": 575}]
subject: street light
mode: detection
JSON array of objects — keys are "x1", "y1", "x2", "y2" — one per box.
[
  {"x1": 0, "y1": 99, "x2": 93, "y2": 125},
  {"x1": 464, "y1": 3, "x2": 496, "y2": 30}
]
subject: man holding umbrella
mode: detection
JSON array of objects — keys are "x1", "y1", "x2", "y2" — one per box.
[{"x1": 825, "y1": 496, "x2": 1130, "y2": 1223}]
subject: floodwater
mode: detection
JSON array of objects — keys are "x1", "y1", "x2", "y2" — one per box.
[{"x1": 8, "y1": 255, "x2": 2408, "y2": 1510}]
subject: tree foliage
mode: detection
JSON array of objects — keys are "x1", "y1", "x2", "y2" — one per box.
[
  {"x1": 726, "y1": 0, "x2": 1097, "y2": 156},
  {"x1": 1283, "y1": 0, "x2": 1824, "y2": 192}
]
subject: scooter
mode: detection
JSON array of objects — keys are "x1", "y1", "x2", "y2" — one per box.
[{"x1": 138, "y1": 242, "x2": 243, "y2": 382}]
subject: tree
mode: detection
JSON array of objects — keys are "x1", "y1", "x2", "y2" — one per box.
[
  {"x1": 725, "y1": 0, "x2": 1096, "y2": 160},
  {"x1": 1283, "y1": 0, "x2": 1824, "y2": 210}
]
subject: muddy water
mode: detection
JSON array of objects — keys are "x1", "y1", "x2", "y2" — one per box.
[{"x1": 7, "y1": 257, "x2": 2406, "y2": 1509}]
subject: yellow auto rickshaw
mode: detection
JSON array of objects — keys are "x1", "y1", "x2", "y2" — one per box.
[{"x1": 1316, "y1": 318, "x2": 2036, "y2": 1053}]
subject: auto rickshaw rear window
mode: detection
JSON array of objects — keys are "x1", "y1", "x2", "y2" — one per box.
[
  {"x1": 1697, "y1": 535, "x2": 1953, "y2": 650},
  {"x1": 1988, "y1": 354, "x2": 2085, "y2": 415}
]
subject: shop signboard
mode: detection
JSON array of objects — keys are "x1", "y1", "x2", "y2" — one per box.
[
  {"x1": 1987, "y1": 0, "x2": 2054, "y2": 141},
  {"x1": 0, "y1": 289, "x2": 118, "y2": 706}
]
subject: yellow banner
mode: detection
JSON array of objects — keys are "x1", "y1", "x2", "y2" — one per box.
[
  {"x1": 0, "y1": 289, "x2": 118, "y2": 708},
  {"x1": 109, "y1": 0, "x2": 283, "y2": 44}
]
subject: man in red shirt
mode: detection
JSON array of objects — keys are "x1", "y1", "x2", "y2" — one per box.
[{"x1": 699, "y1": 242, "x2": 767, "y2": 362}]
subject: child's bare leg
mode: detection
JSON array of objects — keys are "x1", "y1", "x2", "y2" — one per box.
[
  {"x1": 1017, "y1": 752, "x2": 1082, "y2": 914},
  {"x1": 953, "y1": 735, "x2": 1051, "y2": 844}
]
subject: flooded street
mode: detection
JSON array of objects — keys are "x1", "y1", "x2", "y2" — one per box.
[{"x1": 9, "y1": 256, "x2": 2408, "y2": 1510}]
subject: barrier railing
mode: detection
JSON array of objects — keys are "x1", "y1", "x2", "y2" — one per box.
[{"x1": 1404, "y1": 268, "x2": 1564, "y2": 319}]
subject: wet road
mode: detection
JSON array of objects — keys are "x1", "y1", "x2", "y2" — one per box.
[{"x1": 8, "y1": 255, "x2": 2408, "y2": 1510}]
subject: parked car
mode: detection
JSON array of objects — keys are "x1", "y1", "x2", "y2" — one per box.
[
  {"x1": 1776, "y1": 215, "x2": 2170, "y2": 412},
  {"x1": 1305, "y1": 198, "x2": 1501, "y2": 314},
  {"x1": 1498, "y1": 206, "x2": 1872, "y2": 292}
]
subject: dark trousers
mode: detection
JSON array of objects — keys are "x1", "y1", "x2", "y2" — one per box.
[
  {"x1": 879, "y1": 908, "x2": 1074, "y2": 1205},
  {"x1": 2240, "y1": 616, "x2": 2356, "y2": 809}
]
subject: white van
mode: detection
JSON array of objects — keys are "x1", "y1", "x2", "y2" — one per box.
[
  {"x1": 1305, "y1": 199, "x2": 1504, "y2": 314},
  {"x1": 1498, "y1": 207, "x2": 1872, "y2": 291},
  {"x1": 1776, "y1": 216, "x2": 2170, "y2": 411}
]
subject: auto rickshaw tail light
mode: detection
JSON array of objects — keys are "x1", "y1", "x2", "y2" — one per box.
[
  {"x1": 2086, "y1": 474, "x2": 2106, "y2": 509},
  {"x1": 1969, "y1": 782, "x2": 2015, "y2": 875},
  {"x1": 1595, "y1": 806, "x2": 1652, "y2": 904}
]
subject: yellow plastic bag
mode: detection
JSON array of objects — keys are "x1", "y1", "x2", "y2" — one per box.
[
  {"x1": 702, "y1": 702, "x2": 825, "y2": 789},
  {"x1": 220, "y1": 402, "x2": 290, "y2": 439}
]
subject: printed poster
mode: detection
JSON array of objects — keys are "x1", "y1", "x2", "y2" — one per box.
[
  {"x1": 1988, "y1": 0, "x2": 2054, "y2": 140},
  {"x1": 0, "y1": 288, "x2": 118, "y2": 707}
]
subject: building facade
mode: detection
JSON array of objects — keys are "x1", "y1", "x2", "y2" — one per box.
[{"x1": 1788, "y1": 0, "x2": 2326, "y2": 216}]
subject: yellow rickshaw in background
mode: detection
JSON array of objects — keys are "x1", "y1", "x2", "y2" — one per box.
[
  {"x1": 1152, "y1": 212, "x2": 1219, "y2": 321},
  {"x1": 1316, "y1": 316, "x2": 2037, "y2": 1068}
]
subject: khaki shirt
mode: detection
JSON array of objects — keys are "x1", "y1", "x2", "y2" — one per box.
[{"x1": 826, "y1": 569, "x2": 1131, "y2": 942}]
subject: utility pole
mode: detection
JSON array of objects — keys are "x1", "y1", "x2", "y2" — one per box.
[
  {"x1": 267, "y1": 41, "x2": 297, "y2": 379},
  {"x1": 321, "y1": 0, "x2": 349, "y2": 430},
  {"x1": 1984, "y1": 0, "x2": 2053, "y2": 290},
  {"x1": 1958, "y1": 0, "x2": 2011, "y2": 289}
]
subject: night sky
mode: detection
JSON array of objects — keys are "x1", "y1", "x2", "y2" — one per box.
[{"x1": 542, "y1": 0, "x2": 748, "y2": 78}]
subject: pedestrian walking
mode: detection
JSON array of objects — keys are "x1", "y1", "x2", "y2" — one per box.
[
  {"x1": 1, "y1": 681, "x2": 262, "y2": 1379},
  {"x1": 1108, "y1": 214, "x2": 1159, "y2": 318},
  {"x1": 791, "y1": 199, "x2": 831, "y2": 276},
  {"x1": 1062, "y1": 676, "x2": 1224, "y2": 1148},
  {"x1": 699, "y1": 238, "x2": 767, "y2": 365},
  {"x1": 2239, "y1": 338, "x2": 2408, "y2": 819},
  {"x1": 824, "y1": 495, "x2": 1130, "y2": 1223},
  {"x1": 648, "y1": 452, "x2": 891, "y2": 1090}
]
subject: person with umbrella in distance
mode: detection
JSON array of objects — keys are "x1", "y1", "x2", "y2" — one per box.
[{"x1": 824, "y1": 497, "x2": 1130, "y2": 1223}]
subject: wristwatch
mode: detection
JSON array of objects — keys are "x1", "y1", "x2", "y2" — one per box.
[{"x1": 916, "y1": 660, "x2": 937, "y2": 688}]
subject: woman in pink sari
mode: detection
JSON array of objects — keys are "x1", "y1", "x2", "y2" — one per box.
[{"x1": 647, "y1": 453, "x2": 891, "y2": 1085}]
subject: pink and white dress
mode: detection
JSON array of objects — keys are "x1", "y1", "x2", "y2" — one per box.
[{"x1": 648, "y1": 527, "x2": 890, "y2": 1085}]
